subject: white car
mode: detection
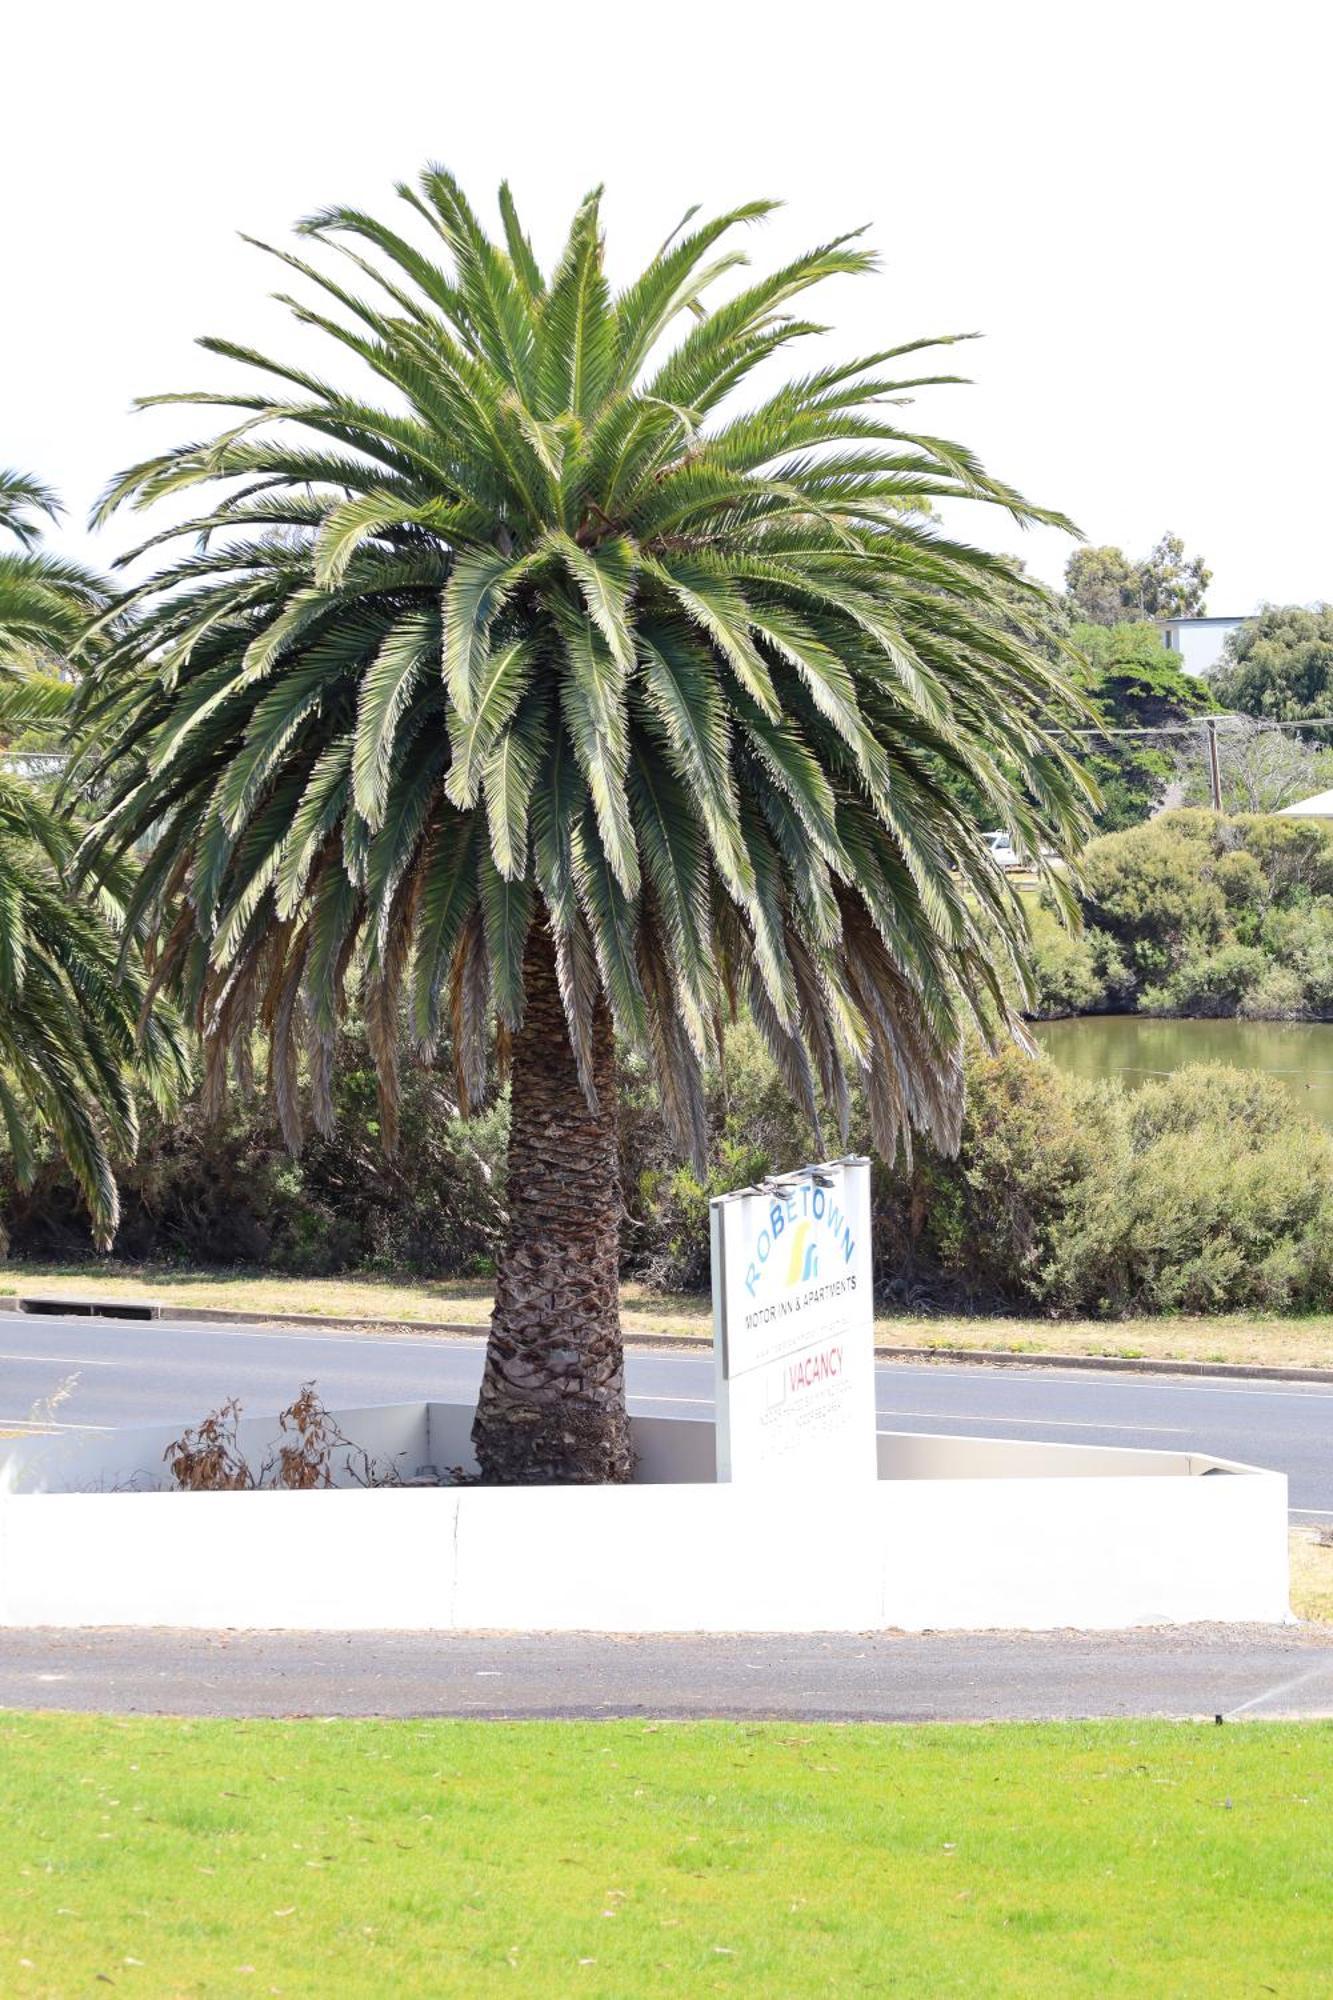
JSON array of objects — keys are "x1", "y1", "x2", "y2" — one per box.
[
  {"x1": 981, "y1": 832, "x2": 1061, "y2": 872},
  {"x1": 982, "y1": 830, "x2": 1022, "y2": 869}
]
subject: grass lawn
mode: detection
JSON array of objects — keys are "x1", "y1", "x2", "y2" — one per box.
[
  {"x1": 1, "y1": 1716, "x2": 1330, "y2": 1997},
  {"x1": 7, "y1": 1258, "x2": 1333, "y2": 1370}
]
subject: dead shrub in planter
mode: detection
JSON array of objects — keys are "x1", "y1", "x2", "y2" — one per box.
[
  {"x1": 163, "y1": 1383, "x2": 398, "y2": 1490},
  {"x1": 270, "y1": 1381, "x2": 354, "y2": 1489},
  {"x1": 163, "y1": 1397, "x2": 252, "y2": 1490}
]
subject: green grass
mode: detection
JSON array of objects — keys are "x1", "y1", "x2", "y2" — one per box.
[
  {"x1": 1, "y1": 1717, "x2": 1331, "y2": 1996},
  {"x1": 9, "y1": 1257, "x2": 1333, "y2": 1370}
]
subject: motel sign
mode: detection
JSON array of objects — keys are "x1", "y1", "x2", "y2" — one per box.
[{"x1": 710, "y1": 1158, "x2": 877, "y2": 1486}]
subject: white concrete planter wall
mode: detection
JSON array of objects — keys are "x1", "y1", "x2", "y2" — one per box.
[{"x1": 0, "y1": 1403, "x2": 1290, "y2": 1633}]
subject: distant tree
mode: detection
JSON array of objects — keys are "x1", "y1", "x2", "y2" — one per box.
[
  {"x1": 1065, "y1": 531, "x2": 1210, "y2": 626},
  {"x1": 1210, "y1": 604, "x2": 1333, "y2": 726},
  {"x1": 1074, "y1": 622, "x2": 1214, "y2": 729},
  {"x1": 1070, "y1": 621, "x2": 1215, "y2": 829},
  {"x1": 0, "y1": 469, "x2": 103, "y2": 776},
  {"x1": 1133, "y1": 533, "x2": 1211, "y2": 620},
  {"x1": 1064, "y1": 546, "x2": 1136, "y2": 625},
  {"x1": 1177, "y1": 718, "x2": 1333, "y2": 815}
]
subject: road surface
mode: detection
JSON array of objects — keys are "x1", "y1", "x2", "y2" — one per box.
[
  {"x1": 0, "y1": 1624, "x2": 1329, "y2": 1720},
  {"x1": 1, "y1": 1310, "x2": 1330, "y2": 1513}
]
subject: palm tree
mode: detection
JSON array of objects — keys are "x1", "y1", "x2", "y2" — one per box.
[
  {"x1": 0, "y1": 467, "x2": 103, "y2": 770},
  {"x1": 0, "y1": 769, "x2": 190, "y2": 1247},
  {"x1": 0, "y1": 475, "x2": 189, "y2": 1247},
  {"x1": 0, "y1": 469, "x2": 104, "y2": 668},
  {"x1": 70, "y1": 172, "x2": 1094, "y2": 1480}
]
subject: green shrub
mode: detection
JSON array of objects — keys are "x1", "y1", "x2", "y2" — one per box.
[
  {"x1": 1039, "y1": 1066, "x2": 1333, "y2": 1315},
  {"x1": 1029, "y1": 907, "x2": 1105, "y2": 1016},
  {"x1": 1123, "y1": 1062, "x2": 1305, "y2": 1146},
  {"x1": 1063, "y1": 811, "x2": 1333, "y2": 1021},
  {"x1": 1234, "y1": 814, "x2": 1333, "y2": 901},
  {"x1": 0, "y1": 1028, "x2": 509, "y2": 1276},
  {"x1": 1260, "y1": 899, "x2": 1333, "y2": 1014},
  {"x1": 1028, "y1": 903, "x2": 1133, "y2": 1019},
  {"x1": 872, "y1": 1052, "x2": 1333, "y2": 1318},
  {"x1": 1239, "y1": 965, "x2": 1307, "y2": 1020},
  {"x1": 10, "y1": 1002, "x2": 1333, "y2": 1324},
  {"x1": 1079, "y1": 814, "x2": 1229, "y2": 985},
  {"x1": 1139, "y1": 943, "x2": 1269, "y2": 1016},
  {"x1": 1214, "y1": 848, "x2": 1266, "y2": 912},
  {"x1": 920, "y1": 1044, "x2": 1117, "y2": 1303}
]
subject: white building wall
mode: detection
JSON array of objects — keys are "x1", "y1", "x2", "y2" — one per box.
[{"x1": 1160, "y1": 617, "x2": 1245, "y2": 679}]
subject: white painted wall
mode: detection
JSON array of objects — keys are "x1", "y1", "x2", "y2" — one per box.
[
  {"x1": 1160, "y1": 617, "x2": 1245, "y2": 679},
  {"x1": 0, "y1": 1403, "x2": 718, "y2": 1494},
  {"x1": 0, "y1": 1403, "x2": 434, "y2": 1495},
  {"x1": 0, "y1": 1405, "x2": 1289, "y2": 1632}
]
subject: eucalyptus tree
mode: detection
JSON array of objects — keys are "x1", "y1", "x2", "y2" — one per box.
[
  {"x1": 0, "y1": 473, "x2": 188, "y2": 1244},
  {"x1": 70, "y1": 171, "x2": 1094, "y2": 1481}
]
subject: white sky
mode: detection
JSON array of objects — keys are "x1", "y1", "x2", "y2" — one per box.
[{"x1": 4, "y1": 0, "x2": 1328, "y2": 611}]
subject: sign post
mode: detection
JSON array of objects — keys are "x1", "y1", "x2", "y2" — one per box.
[{"x1": 710, "y1": 1157, "x2": 877, "y2": 1486}]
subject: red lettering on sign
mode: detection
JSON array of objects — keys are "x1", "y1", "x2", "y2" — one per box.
[{"x1": 787, "y1": 1343, "x2": 843, "y2": 1392}]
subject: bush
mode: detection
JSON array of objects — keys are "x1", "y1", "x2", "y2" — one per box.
[
  {"x1": 1213, "y1": 848, "x2": 1267, "y2": 921},
  {"x1": 1238, "y1": 814, "x2": 1333, "y2": 900},
  {"x1": 906, "y1": 1043, "x2": 1117, "y2": 1305},
  {"x1": 9, "y1": 999, "x2": 1333, "y2": 1325},
  {"x1": 1028, "y1": 903, "x2": 1133, "y2": 1019},
  {"x1": 1029, "y1": 907, "x2": 1104, "y2": 1016},
  {"x1": 629, "y1": 1030, "x2": 1333, "y2": 1322},
  {"x1": 1239, "y1": 965, "x2": 1308, "y2": 1021},
  {"x1": 1062, "y1": 810, "x2": 1333, "y2": 1021},
  {"x1": 1039, "y1": 1066, "x2": 1333, "y2": 1315},
  {"x1": 1139, "y1": 943, "x2": 1269, "y2": 1016},
  {"x1": 872, "y1": 1050, "x2": 1333, "y2": 1318},
  {"x1": 0, "y1": 1028, "x2": 508, "y2": 1276},
  {"x1": 1260, "y1": 899, "x2": 1333, "y2": 1014},
  {"x1": 1079, "y1": 813, "x2": 1229, "y2": 985}
]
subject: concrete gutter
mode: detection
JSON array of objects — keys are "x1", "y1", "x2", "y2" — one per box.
[
  {"x1": 867, "y1": 1343, "x2": 1333, "y2": 1386},
  {"x1": 2, "y1": 1290, "x2": 1331, "y2": 1386},
  {"x1": 0, "y1": 1292, "x2": 487, "y2": 1338}
]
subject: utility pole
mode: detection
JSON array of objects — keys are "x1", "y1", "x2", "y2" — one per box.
[{"x1": 1206, "y1": 718, "x2": 1223, "y2": 812}]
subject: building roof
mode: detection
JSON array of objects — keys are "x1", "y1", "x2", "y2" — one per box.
[
  {"x1": 1277, "y1": 787, "x2": 1333, "y2": 818},
  {"x1": 1156, "y1": 614, "x2": 1245, "y2": 628}
]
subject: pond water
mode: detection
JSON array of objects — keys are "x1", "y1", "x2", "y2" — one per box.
[{"x1": 1032, "y1": 1016, "x2": 1333, "y2": 1128}]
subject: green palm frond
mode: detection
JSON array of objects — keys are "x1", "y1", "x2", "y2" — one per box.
[
  {"x1": 0, "y1": 470, "x2": 106, "y2": 671},
  {"x1": 0, "y1": 769, "x2": 190, "y2": 1243},
  {"x1": 70, "y1": 170, "x2": 1097, "y2": 1165},
  {"x1": 0, "y1": 469, "x2": 62, "y2": 548},
  {"x1": 0, "y1": 474, "x2": 188, "y2": 1241}
]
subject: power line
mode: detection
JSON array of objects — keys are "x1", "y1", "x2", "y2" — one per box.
[{"x1": 1052, "y1": 712, "x2": 1333, "y2": 741}]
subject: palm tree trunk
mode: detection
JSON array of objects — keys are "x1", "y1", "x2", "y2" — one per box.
[{"x1": 471, "y1": 920, "x2": 632, "y2": 1484}]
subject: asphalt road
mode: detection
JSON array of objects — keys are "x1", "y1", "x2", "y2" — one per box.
[
  {"x1": 0, "y1": 1624, "x2": 1329, "y2": 1720},
  {"x1": 1, "y1": 1310, "x2": 1330, "y2": 1513}
]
